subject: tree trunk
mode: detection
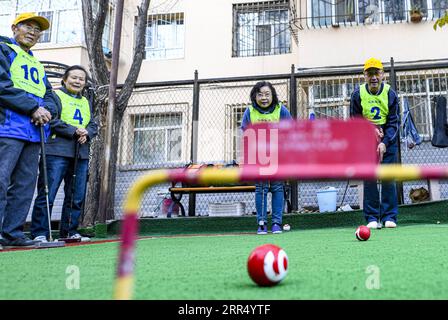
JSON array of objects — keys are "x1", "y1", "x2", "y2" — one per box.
[
  {"x1": 82, "y1": 106, "x2": 124, "y2": 226},
  {"x1": 81, "y1": 127, "x2": 104, "y2": 226},
  {"x1": 81, "y1": 95, "x2": 108, "y2": 227},
  {"x1": 104, "y1": 110, "x2": 125, "y2": 220}
]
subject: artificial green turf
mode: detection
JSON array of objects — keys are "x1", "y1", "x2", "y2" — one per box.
[
  {"x1": 2, "y1": 224, "x2": 448, "y2": 300},
  {"x1": 107, "y1": 200, "x2": 448, "y2": 236}
]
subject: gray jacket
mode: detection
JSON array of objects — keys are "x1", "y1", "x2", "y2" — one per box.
[{"x1": 45, "y1": 88, "x2": 98, "y2": 159}]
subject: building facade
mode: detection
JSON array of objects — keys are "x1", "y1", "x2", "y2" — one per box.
[{"x1": 1, "y1": 0, "x2": 447, "y2": 218}]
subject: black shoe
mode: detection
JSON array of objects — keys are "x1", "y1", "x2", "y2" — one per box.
[{"x1": 3, "y1": 237, "x2": 36, "y2": 247}]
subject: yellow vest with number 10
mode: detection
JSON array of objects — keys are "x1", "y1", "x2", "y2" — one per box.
[
  {"x1": 55, "y1": 90, "x2": 90, "y2": 129},
  {"x1": 360, "y1": 83, "x2": 390, "y2": 125},
  {"x1": 6, "y1": 43, "x2": 46, "y2": 98}
]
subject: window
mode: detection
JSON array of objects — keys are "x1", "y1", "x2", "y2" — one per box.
[
  {"x1": 309, "y1": 0, "x2": 448, "y2": 27},
  {"x1": 226, "y1": 100, "x2": 290, "y2": 161},
  {"x1": 6, "y1": 0, "x2": 112, "y2": 47},
  {"x1": 226, "y1": 105, "x2": 247, "y2": 161},
  {"x1": 132, "y1": 113, "x2": 183, "y2": 165},
  {"x1": 14, "y1": 0, "x2": 83, "y2": 45},
  {"x1": 432, "y1": 0, "x2": 448, "y2": 18},
  {"x1": 38, "y1": 11, "x2": 53, "y2": 43},
  {"x1": 233, "y1": 1, "x2": 291, "y2": 57},
  {"x1": 335, "y1": 0, "x2": 355, "y2": 23},
  {"x1": 0, "y1": 1, "x2": 13, "y2": 36},
  {"x1": 55, "y1": 9, "x2": 83, "y2": 43},
  {"x1": 145, "y1": 13, "x2": 185, "y2": 60},
  {"x1": 398, "y1": 73, "x2": 448, "y2": 139},
  {"x1": 311, "y1": 0, "x2": 332, "y2": 26},
  {"x1": 93, "y1": 0, "x2": 114, "y2": 54},
  {"x1": 303, "y1": 78, "x2": 364, "y2": 120},
  {"x1": 383, "y1": 0, "x2": 406, "y2": 22},
  {"x1": 309, "y1": 82, "x2": 351, "y2": 119}
]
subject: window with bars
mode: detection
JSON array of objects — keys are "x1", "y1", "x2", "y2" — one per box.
[
  {"x1": 398, "y1": 74, "x2": 448, "y2": 139},
  {"x1": 233, "y1": 1, "x2": 291, "y2": 57},
  {"x1": 297, "y1": 71, "x2": 447, "y2": 138},
  {"x1": 227, "y1": 100, "x2": 290, "y2": 161},
  {"x1": 0, "y1": 1, "x2": 12, "y2": 36},
  {"x1": 0, "y1": 0, "x2": 114, "y2": 47},
  {"x1": 38, "y1": 11, "x2": 53, "y2": 43},
  {"x1": 227, "y1": 105, "x2": 247, "y2": 161},
  {"x1": 132, "y1": 113, "x2": 183, "y2": 165},
  {"x1": 93, "y1": 0, "x2": 114, "y2": 54},
  {"x1": 14, "y1": 0, "x2": 83, "y2": 44},
  {"x1": 308, "y1": 0, "x2": 448, "y2": 27},
  {"x1": 306, "y1": 81, "x2": 357, "y2": 119},
  {"x1": 145, "y1": 12, "x2": 185, "y2": 60}
]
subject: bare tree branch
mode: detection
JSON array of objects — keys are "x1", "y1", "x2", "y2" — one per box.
[
  {"x1": 117, "y1": 0, "x2": 151, "y2": 110},
  {"x1": 81, "y1": 0, "x2": 152, "y2": 224},
  {"x1": 81, "y1": 0, "x2": 109, "y2": 86}
]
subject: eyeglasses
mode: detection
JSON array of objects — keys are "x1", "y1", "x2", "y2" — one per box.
[
  {"x1": 256, "y1": 92, "x2": 272, "y2": 98},
  {"x1": 19, "y1": 24, "x2": 42, "y2": 34},
  {"x1": 364, "y1": 69, "x2": 382, "y2": 77}
]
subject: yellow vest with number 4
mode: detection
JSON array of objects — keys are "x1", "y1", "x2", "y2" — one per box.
[
  {"x1": 360, "y1": 83, "x2": 390, "y2": 125},
  {"x1": 55, "y1": 90, "x2": 90, "y2": 129}
]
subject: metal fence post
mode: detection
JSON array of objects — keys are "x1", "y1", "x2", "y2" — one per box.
[
  {"x1": 390, "y1": 57, "x2": 404, "y2": 205},
  {"x1": 189, "y1": 70, "x2": 200, "y2": 216},
  {"x1": 289, "y1": 64, "x2": 299, "y2": 211}
]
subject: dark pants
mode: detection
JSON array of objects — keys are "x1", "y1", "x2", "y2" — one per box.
[
  {"x1": 0, "y1": 138, "x2": 40, "y2": 240},
  {"x1": 31, "y1": 155, "x2": 88, "y2": 238},
  {"x1": 363, "y1": 143, "x2": 399, "y2": 223}
]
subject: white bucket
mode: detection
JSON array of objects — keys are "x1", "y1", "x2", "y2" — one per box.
[{"x1": 316, "y1": 187, "x2": 338, "y2": 212}]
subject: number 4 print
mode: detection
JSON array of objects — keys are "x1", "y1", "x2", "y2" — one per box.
[{"x1": 73, "y1": 109, "x2": 83, "y2": 125}]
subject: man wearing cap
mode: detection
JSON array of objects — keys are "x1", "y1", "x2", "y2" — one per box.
[
  {"x1": 0, "y1": 13, "x2": 57, "y2": 247},
  {"x1": 350, "y1": 58, "x2": 400, "y2": 229}
]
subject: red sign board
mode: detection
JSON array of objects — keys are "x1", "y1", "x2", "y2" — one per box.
[{"x1": 241, "y1": 119, "x2": 378, "y2": 180}]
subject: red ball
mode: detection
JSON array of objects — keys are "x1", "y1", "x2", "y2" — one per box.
[
  {"x1": 247, "y1": 244, "x2": 288, "y2": 286},
  {"x1": 355, "y1": 225, "x2": 371, "y2": 241}
]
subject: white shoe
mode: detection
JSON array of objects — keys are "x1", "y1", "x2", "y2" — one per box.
[
  {"x1": 366, "y1": 221, "x2": 381, "y2": 229},
  {"x1": 33, "y1": 235, "x2": 48, "y2": 243},
  {"x1": 384, "y1": 221, "x2": 397, "y2": 228},
  {"x1": 337, "y1": 204, "x2": 354, "y2": 212},
  {"x1": 70, "y1": 233, "x2": 91, "y2": 242}
]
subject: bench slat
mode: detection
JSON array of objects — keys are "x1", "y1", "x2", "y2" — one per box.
[{"x1": 170, "y1": 186, "x2": 255, "y2": 193}]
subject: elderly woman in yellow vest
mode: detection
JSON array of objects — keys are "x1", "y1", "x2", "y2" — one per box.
[
  {"x1": 350, "y1": 58, "x2": 400, "y2": 229},
  {"x1": 241, "y1": 81, "x2": 292, "y2": 235},
  {"x1": 31, "y1": 65, "x2": 98, "y2": 243}
]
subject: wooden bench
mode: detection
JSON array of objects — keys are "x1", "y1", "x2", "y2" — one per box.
[{"x1": 169, "y1": 183, "x2": 291, "y2": 217}]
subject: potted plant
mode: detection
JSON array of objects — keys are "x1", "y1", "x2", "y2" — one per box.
[{"x1": 410, "y1": 6, "x2": 423, "y2": 23}]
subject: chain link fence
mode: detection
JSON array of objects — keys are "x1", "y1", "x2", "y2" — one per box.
[{"x1": 114, "y1": 62, "x2": 448, "y2": 219}]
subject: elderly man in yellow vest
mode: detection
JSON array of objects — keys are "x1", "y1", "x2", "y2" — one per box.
[
  {"x1": 0, "y1": 13, "x2": 57, "y2": 248},
  {"x1": 350, "y1": 58, "x2": 400, "y2": 229}
]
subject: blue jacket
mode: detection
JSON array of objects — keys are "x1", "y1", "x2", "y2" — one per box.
[
  {"x1": 350, "y1": 82, "x2": 400, "y2": 149},
  {"x1": 0, "y1": 37, "x2": 57, "y2": 142}
]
